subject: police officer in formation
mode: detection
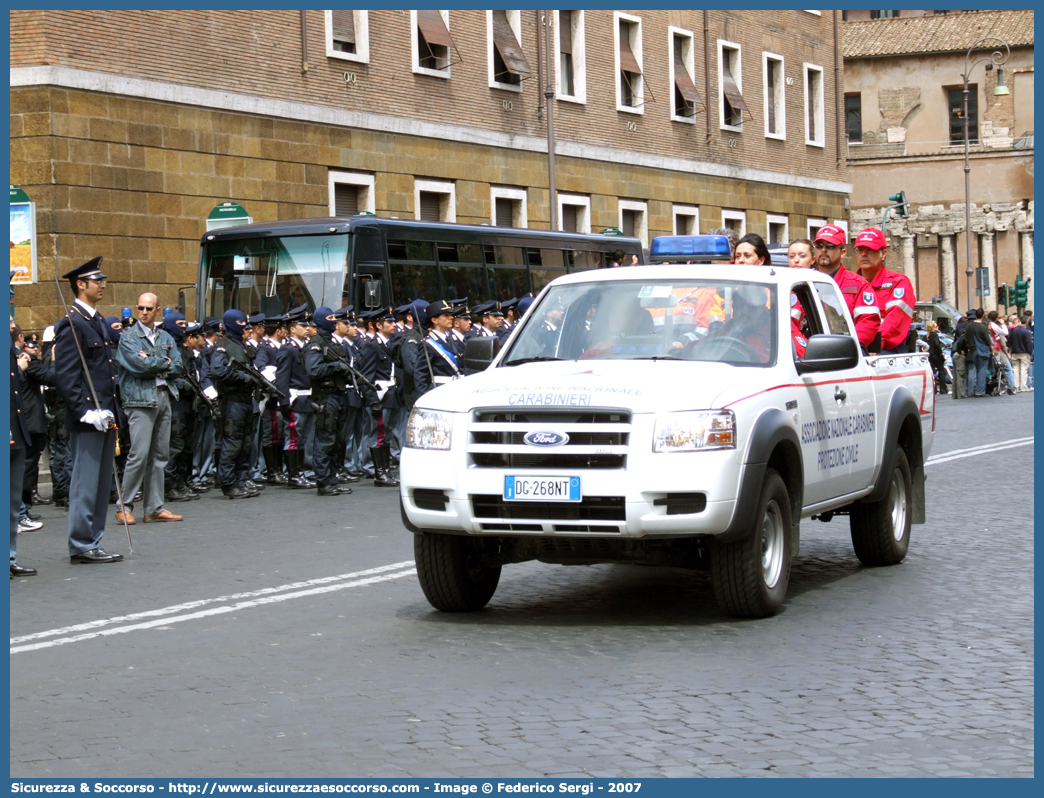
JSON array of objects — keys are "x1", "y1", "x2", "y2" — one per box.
[
  {"x1": 415, "y1": 300, "x2": 464, "y2": 397},
  {"x1": 359, "y1": 307, "x2": 400, "y2": 487},
  {"x1": 274, "y1": 305, "x2": 316, "y2": 490},
  {"x1": 304, "y1": 307, "x2": 356, "y2": 496}
]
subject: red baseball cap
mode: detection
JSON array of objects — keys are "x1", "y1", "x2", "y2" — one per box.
[
  {"x1": 813, "y1": 224, "x2": 847, "y2": 247},
  {"x1": 854, "y1": 228, "x2": 888, "y2": 251}
]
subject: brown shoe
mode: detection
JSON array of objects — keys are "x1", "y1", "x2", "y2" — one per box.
[
  {"x1": 144, "y1": 509, "x2": 183, "y2": 522},
  {"x1": 115, "y1": 510, "x2": 136, "y2": 525}
]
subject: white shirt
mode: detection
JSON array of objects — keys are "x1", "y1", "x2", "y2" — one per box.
[{"x1": 74, "y1": 298, "x2": 98, "y2": 318}]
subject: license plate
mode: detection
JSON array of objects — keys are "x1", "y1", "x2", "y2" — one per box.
[{"x1": 504, "y1": 476, "x2": 581, "y2": 502}]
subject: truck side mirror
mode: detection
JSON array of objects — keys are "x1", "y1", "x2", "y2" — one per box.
[
  {"x1": 462, "y1": 336, "x2": 500, "y2": 373},
  {"x1": 796, "y1": 334, "x2": 860, "y2": 374}
]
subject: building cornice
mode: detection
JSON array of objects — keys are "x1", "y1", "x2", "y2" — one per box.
[{"x1": 11, "y1": 65, "x2": 853, "y2": 196}]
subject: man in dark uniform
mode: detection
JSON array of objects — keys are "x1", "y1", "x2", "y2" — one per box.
[
  {"x1": 303, "y1": 307, "x2": 354, "y2": 496},
  {"x1": 53, "y1": 257, "x2": 124, "y2": 563},
  {"x1": 415, "y1": 300, "x2": 464, "y2": 397},
  {"x1": 275, "y1": 305, "x2": 316, "y2": 489},
  {"x1": 208, "y1": 309, "x2": 261, "y2": 499},
  {"x1": 359, "y1": 308, "x2": 400, "y2": 487},
  {"x1": 341, "y1": 309, "x2": 370, "y2": 478},
  {"x1": 163, "y1": 314, "x2": 202, "y2": 503},
  {"x1": 331, "y1": 306, "x2": 363, "y2": 484},
  {"x1": 41, "y1": 324, "x2": 71, "y2": 507},
  {"x1": 393, "y1": 300, "x2": 428, "y2": 417},
  {"x1": 498, "y1": 297, "x2": 518, "y2": 340},
  {"x1": 191, "y1": 316, "x2": 221, "y2": 489},
  {"x1": 253, "y1": 313, "x2": 288, "y2": 484},
  {"x1": 11, "y1": 276, "x2": 38, "y2": 577}
]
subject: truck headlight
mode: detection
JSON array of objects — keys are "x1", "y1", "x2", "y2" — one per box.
[
  {"x1": 406, "y1": 409, "x2": 453, "y2": 450},
  {"x1": 653, "y1": 410, "x2": 736, "y2": 453}
]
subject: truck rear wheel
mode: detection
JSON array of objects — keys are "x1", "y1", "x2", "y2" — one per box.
[
  {"x1": 414, "y1": 532, "x2": 501, "y2": 612},
  {"x1": 712, "y1": 468, "x2": 792, "y2": 618},
  {"x1": 850, "y1": 448, "x2": 911, "y2": 566}
]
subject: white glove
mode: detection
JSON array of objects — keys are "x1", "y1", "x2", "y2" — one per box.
[
  {"x1": 42, "y1": 325, "x2": 56, "y2": 343},
  {"x1": 261, "y1": 365, "x2": 277, "y2": 382},
  {"x1": 80, "y1": 409, "x2": 111, "y2": 432},
  {"x1": 203, "y1": 386, "x2": 218, "y2": 401}
]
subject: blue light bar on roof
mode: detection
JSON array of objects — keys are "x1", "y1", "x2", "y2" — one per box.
[{"x1": 649, "y1": 235, "x2": 733, "y2": 263}]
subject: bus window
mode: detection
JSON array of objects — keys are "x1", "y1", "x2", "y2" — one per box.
[
  {"x1": 569, "y1": 250, "x2": 605, "y2": 272},
  {"x1": 390, "y1": 263, "x2": 436, "y2": 306},
  {"x1": 530, "y1": 268, "x2": 566, "y2": 294},
  {"x1": 440, "y1": 264, "x2": 485, "y2": 303},
  {"x1": 487, "y1": 265, "x2": 528, "y2": 301},
  {"x1": 493, "y1": 246, "x2": 525, "y2": 266},
  {"x1": 387, "y1": 240, "x2": 435, "y2": 262},
  {"x1": 529, "y1": 249, "x2": 566, "y2": 268}
]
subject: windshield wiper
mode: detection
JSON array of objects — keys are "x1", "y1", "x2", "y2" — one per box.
[
  {"x1": 634, "y1": 355, "x2": 684, "y2": 361},
  {"x1": 503, "y1": 356, "x2": 565, "y2": 366}
]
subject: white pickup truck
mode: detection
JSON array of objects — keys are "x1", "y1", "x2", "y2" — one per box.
[{"x1": 400, "y1": 265, "x2": 935, "y2": 618}]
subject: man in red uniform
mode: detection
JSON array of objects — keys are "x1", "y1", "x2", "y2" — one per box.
[
  {"x1": 854, "y1": 227, "x2": 916, "y2": 354},
  {"x1": 813, "y1": 224, "x2": 881, "y2": 352}
]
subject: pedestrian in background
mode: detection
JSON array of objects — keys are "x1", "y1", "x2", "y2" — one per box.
[
  {"x1": 11, "y1": 274, "x2": 38, "y2": 577},
  {"x1": 926, "y1": 320, "x2": 948, "y2": 395},
  {"x1": 963, "y1": 309, "x2": 993, "y2": 398},
  {"x1": 1007, "y1": 314, "x2": 1033, "y2": 392}
]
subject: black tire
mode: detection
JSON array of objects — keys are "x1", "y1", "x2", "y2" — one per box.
[
  {"x1": 414, "y1": 532, "x2": 501, "y2": 612},
  {"x1": 712, "y1": 468, "x2": 792, "y2": 618},
  {"x1": 850, "y1": 448, "x2": 912, "y2": 566}
]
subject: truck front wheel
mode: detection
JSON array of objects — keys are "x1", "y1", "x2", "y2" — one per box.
[
  {"x1": 712, "y1": 468, "x2": 792, "y2": 618},
  {"x1": 850, "y1": 448, "x2": 912, "y2": 566},
  {"x1": 414, "y1": 533, "x2": 502, "y2": 612}
]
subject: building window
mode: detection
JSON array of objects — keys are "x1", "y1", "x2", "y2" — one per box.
[
  {"x1": 490, "y1": 186, "x2": 528, "y2": 228},
  {"x1": 869, "y1": 11, "x2": 900, "y2": 19},
  {"x1": 948, "y1": 86, "x2": 978, "y2": 145},
  {"x1": 807, "y1": 217, "x2": 827, "y2": 240},
  {"x1": 488, "y1": 10, "x2": 531, "y2": 91},
  {"x1": 415, "y1": 179, "x2": 456, "y2": 223},
  {"x1": 326, "y1": 11, "x2": 369, "y2": 63},
  {"x1": 555, "y1": 10, "x2": 586, "y2": 103},
  {"x1": 615, "y1": 12, "x2": 645, "y2": 113},
  {"x1": 845, "y1": 93, "x2": 862, "y2": 142},
  {"x1": 618, "y1": 199, "x2": 649, "y2": 247},
  {"x1": 721, "y1": 209, "x2": 746, "y2": 237},
  {"x1": 558, "y1": 194, "x2": 591, "y2": 233},
  {"x1": 673, "y1": 205, "x2": 699, "y2": 236},
  {"x1": 766, "y1": 214, "x2": 789, "y2": 246},
  {"x1": 412, "y1": 10, "x2": 459, "y2": 78},
  {"x1": 718, "y1": 41, "x2": 748, "y2": 131},
  {"x1": 669, "y1": 27, "x2": 701, "y2": 122},
  {"x1": 329, "y1": 171, "x2": 375, "y2": 217},
  {"x1": 804, "y1": 63, "x2": 825, "y2": 147},
  {"x1": 764, "y1": 52, "x2": 785, "y2": 139}
]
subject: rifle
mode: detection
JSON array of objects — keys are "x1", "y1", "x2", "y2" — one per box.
[
  {"x1": 229, "y1": 357, "x2": 286, "y2": 401},
  {"x1": 181, "y1": 358, "x2": 219, "y2": 414}
]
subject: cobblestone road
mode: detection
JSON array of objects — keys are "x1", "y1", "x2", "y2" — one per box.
[{"x1": 9, "y1": 393, "x2": 1034, "y2": 777}]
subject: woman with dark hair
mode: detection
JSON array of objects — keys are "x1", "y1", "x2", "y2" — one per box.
[{"x1": 734, "y1": 233, "x2": 770, "y2": 265}]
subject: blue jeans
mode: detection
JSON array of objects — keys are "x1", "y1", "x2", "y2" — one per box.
[{"x1": 966, "y1": 352, "x2": 990, "y2": 396}]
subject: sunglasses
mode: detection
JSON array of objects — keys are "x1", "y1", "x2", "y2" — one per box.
[
  {"x1": 813, "y1": 242, "x2": 840, "y2": 250},
  {"x1": 137, "y1": 305, "x2": 155, "y2": 311}
]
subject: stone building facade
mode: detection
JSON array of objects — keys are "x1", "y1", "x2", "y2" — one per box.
[
  {"x1": 842, "y1": 10, "x2": 1034, "y2": 311},
  {"x1": 11, "y1": 9, "x2": 849, "y2": 330}
]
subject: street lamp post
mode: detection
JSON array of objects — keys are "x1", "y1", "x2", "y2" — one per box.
[{"x1": 962, "y1": 37, "x2": 1010, "y2": 308}]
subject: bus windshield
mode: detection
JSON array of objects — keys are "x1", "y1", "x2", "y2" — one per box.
[
  {"x1": 200, "y1": 234, "x2": 349, "y2": 318},
  {"x1": 503, "y1": 279, "x2": 777, "y2": 367}
]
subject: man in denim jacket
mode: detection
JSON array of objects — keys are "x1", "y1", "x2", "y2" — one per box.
[{"x1": 114, "y1": 294, "x2": 183, "y2": 524}]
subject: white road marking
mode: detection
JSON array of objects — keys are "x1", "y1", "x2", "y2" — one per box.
[
  {"x1": 925, "y1": 436, "x2": 1033, "y2": 466},
  {"x1": 11, "y1": 561, "x2": 414, "y2": 647},
  {"x1": 11, "y1": 568, "x2": 416, "y2": 654}
]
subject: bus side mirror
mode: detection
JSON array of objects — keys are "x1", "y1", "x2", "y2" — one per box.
[
  {"x1": 364, "y1": 280, "x2": 381, "y2": 308},
  {"x1": 795, "y1": 335, "x2": 859, "y2": 374},
  {"x1": 462, "y1": 337, "x2": 500, "y2": 373}
]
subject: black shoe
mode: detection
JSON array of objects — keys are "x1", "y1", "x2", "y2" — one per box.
[
  {"x1": 24, "y1": 510, "x2": 41, "y2": 521},
  {"x1": 32, "y1": 491, "x2": 52, "y2": 506},
  {"x1": 318, "y1": 483, "x2": 352, "y2": 496},
  {"x1": 340, "y1": 473, "x2": 361, "y2": 483},
  {"x1": 165, "y1": 488, "x2": 194, "y2": 503},
  {"x1": 54, "y1": 495, "x2": 69, "y2": 508},
  {"x1": 244, "y1": 479, "x2": 266, "y2": 491},
  {"x1": 10, "y1": 564, "x2": 38, "y2": 577},
  {"x1": 347, "y1": 469, "x2": 367, "y2": 478},
  {"x1": 222, "y1": 485, "x2": 256, "y2": 500},
  {"x1": 267, "y1": 471, "x2": 288, "y2": 485},
  {"x1": 180, "y1": 487, "x2": 200, "y2": 500},
  {"x1": 189, "y1": 481, "x2": 211, "y2": 493},
  {"x1": 286, "y1": 475, "x2": 313, "y2": 490},
  {"x1": 70, "y1": 548, "x2": 123, "y2": 564}
]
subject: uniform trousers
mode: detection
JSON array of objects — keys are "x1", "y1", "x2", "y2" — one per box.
[
  {"x1": 49, "y1": 431, "x2": 70, "y2": 500},
  {"x1": 11, "y1": 447, "x2": 25, "y2": 566},
  {"x1": 312, "y1": 394, "x2": 349, "y2": 486},
  {"x1": 165, "y1": 410, "x2": 196, "y2": 492},
  {"x1": 118, "y1": 389, "x2": 172, "y2": 516},
  {"x1": 67, "y1": 427, "x2": 118, "y2": 556},
  {"x1": 192, "y1": 415, "x2": 216, "y2": 481},
  {"x1": 217, "y1": 399, "x2": 256, "y2": 489},
  {"x1": 282, "y1": 409, "x2": 316, "y2": 475},
  {"x1": 342, "y1": 405, "x2": 366, "y2": 473}
]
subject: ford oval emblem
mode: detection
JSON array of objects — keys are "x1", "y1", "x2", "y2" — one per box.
[{"x1": 523, "y1": 431, "x2": 569, "y2": 447}]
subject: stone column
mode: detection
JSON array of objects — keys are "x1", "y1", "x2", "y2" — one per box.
[
  {"x1": 981, "y1": 233, "x2": 996, "y2": 312},
  {"x1": 900, "y1": 234, "x2": 917, "y2": 298},
  {"x1": 940, "y1": 234, "x2": 957, "y2": 308},
  {"x1": 1021, "y1": 231, "x2": 1035, "y2": 309}
]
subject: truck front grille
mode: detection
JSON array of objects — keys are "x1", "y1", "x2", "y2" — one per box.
[{"x1": 470, "y1": 494, "x2": 626, "y2": 522}]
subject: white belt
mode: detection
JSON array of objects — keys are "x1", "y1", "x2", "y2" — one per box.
[
  {"x1": 289, "y1": 388, "x2": 312, "y2": 404},
  {"x1": 375, "y1": 379, "x2": 395, "y2": 400},
  {"x1": 433, "y1": 376, "x2": 458, "y2": 385}
]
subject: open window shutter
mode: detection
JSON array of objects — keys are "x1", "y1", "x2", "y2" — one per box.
[
  {"x1": 416, "y1": 9, "x2": 455, "y2": 48},
  {"x1": 559, "y1": 10, "x2": 573, "y2": 55},
  {"x1": 673, "y1": 47, "x2": 701, "y2": 106},
  {"x1": 722, "y1": 64, "x2": 749, "y2": 113},
  {"x1": 492, "y1": 11, "x2": 531, "y2": 78},
  {"x1": 334, "y1": 184, "x2": 359, "y2": 217},
  {"x1": 618, "y1": 26, "x2": 642, "y2": 75},
  {"x1": 332, "y1": 11, "x2": 356, "y2": 46}
]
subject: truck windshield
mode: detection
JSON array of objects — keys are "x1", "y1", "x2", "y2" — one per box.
[
  {"x1": 200, "y1": 234, "x2": 350, "y2": 318},
  {"x1": 503, "y1": 279, "x2": 777, "y2": 367}
]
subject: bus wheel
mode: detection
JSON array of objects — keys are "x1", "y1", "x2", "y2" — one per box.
[
  {"x1": 414, "y1": 532, "x2": 501, "y2": 612},
  {"x1": 712, "y1": 468, "x2": 792, "y2": 618}
]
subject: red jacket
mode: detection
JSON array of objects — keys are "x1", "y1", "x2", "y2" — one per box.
[
  {"x1": 833, "y1": 265, "x2": 881, "y2": 349},
  {"x1": 860, "y1": 266, "x2": 915, "y2": 350}
]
